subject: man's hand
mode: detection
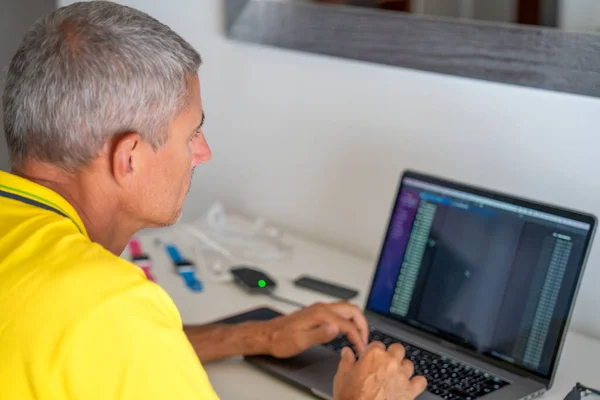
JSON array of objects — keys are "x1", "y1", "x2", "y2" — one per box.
[
  {"x1": 334, "y1": 342, "x2": 427, "y2": 400},
  {"x1": 264, "y1": 302, "x2": 369, "y2": 359}
]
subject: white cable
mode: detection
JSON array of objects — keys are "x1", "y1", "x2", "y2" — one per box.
[
  {"x1": 181, "y1": 203, "x2": 293, "y2": 262},
  {"x1": 167, "y1": 225, "x2": 235, "y2": 283},
  {"x1": 188, "y1": 240, "x2": 233, "y2": 283},
  {"x1": 177, "y1": 224, "x2": 237, "y2": 261},
  {"x1": 161, "y1": 203, "x2": 294, "y2": 284}
]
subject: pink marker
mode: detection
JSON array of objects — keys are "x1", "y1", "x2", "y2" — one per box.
[{"x1": 128, "y1": 238, "x2": 156, "y2": 282}]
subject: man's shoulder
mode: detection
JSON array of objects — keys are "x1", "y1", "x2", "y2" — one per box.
[
  {"x1": 0, "y1": 224, "x2": 185, "y2": 381},
  {"x1": 0, "y1": 207, "x2": 143, "y2": 287},
  {"x1": 1, "y1": 222, "x2": 180, "y2": 335},
  {"x1": 40, "y1": 233, "x2": 148, "y2": 296},
  {"x1": 53, "y1": 237, "x2": 147, "y2": 289},
  {"x1": 48, "y1": 239, "x2": 178, "y2": 325}
]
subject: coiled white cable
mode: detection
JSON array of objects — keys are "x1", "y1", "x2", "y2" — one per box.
[
  {"x1": 177, "y1": 203, "x2": 293, "y2": 263},
  {"x1": 170, "y1": 203, "x2": 293, "y2": 282}
]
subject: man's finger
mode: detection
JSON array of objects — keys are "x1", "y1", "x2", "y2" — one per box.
[
  {"x1": 336, "y1": 347, "x2": 356, "y2": 376},
  {"x1": 409, "y1": 376, "x2": 428, "y2": 397},
  {"x1": 298, "y1": 323, "x2": 338, "y2": 349},
  {"x1": 361, "y1": 340, "x2": 386, "y2": 360},
  {"x1": 400, "y1": 359, "x2": 415, "y2": 378},
  {"x1": 328, "y1": 315, "x2": 366, "y2": 354},
  {"x1": 310, "y1": 308, "x2": 365, "y2": 354},
  {"x1": 330, "y1": 302, "x2": 370, "y2": 345},
  {"x1": 388, "y1": 343, "x2": 406, "y2": 362}
]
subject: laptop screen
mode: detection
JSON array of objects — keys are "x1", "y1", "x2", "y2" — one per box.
[{"x1": 366, "y1": 171, "x2": 596, "y2": 380}]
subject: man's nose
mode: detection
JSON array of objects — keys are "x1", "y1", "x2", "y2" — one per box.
[{"x1": 192, "y1": 132, "x2": 211, "y2": 166}]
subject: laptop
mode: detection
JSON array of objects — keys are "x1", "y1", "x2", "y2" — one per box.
[{"x1": 244, "y1": 170, "x2": 597, "y2": 400}]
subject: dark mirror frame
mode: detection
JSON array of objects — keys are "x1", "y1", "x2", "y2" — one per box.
[{"x1": 226, "y1": 0, "x2": 600, "y2": 98}]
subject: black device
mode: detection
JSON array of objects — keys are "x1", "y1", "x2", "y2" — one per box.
[
  {"x1": 564, "y1": 383, "x2": 600, "y2": 400},
  {"x1": 230, "y1": 266, "x2": 277, "y2": 294},
  {"x1": 293, "y1": 275, "x2": 359, "y2": 300},
  {"x1": 212, "y1": 306, "x2": 283, "y2": 325}
]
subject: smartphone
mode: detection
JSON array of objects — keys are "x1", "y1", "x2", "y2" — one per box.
[{"x1": 293, "y1": 275, "x2": 359, "y2": 300}]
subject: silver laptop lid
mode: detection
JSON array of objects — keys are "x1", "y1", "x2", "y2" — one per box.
[{"x1": 365, "y1": 170, "x2": 596, "y2": 384}]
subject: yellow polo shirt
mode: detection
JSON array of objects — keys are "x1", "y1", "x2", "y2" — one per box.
[{"x1": 0, "y1": 171, "x2": 219, "y2": 400}]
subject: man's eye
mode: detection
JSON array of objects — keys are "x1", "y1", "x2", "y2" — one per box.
[{"x1": 189, "y1": 130, "x2": 200, "y2": 142}]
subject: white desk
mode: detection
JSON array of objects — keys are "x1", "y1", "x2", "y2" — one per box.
[{"x1": 136, "y1": 224, "x2": 600, "y2": 400}]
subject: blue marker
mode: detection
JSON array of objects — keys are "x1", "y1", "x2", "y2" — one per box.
[{"x1": 165, "y1": 244, "x2": 203, "y2": 292}]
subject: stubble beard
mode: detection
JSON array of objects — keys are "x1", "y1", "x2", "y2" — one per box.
[{"x1": 165, "y1": 167, "x2": 195, "y2": 227}]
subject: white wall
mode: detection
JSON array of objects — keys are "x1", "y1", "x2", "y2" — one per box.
[
  {"x1": 413, "y1": 0, "x2": 514, "y2": 23},
  {"x1": 0, "y1": 130, "x2": 8, "y2": 172},
  {"x1": 58, "y1": 0, "x2": 600, "y2": 339},
  {"x1": 0, "y1": 0, "x2": 56, "y2": 171},
  {"x1": 560, "y1": 0, "x2": 600, "y2": 33}
]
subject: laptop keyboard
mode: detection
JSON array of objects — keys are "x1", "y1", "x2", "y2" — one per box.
[{"x1": 324, "y1": 329, "x2": 510, "y2": 400}]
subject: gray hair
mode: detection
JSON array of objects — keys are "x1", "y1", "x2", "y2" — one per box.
[{"x1": 2, "y1": 1, "x2": 201, "y2": 169}]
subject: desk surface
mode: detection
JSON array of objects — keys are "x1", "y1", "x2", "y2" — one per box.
[{"x1": 136, "y1": 223, "x2": 600, "y2": 400}]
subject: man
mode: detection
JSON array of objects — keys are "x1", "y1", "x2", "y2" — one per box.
[{"x1": 0, "y1": 2, "x2": 427, "y2": 400}]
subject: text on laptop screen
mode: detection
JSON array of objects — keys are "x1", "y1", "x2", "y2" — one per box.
[{"x1": 366, "y1": 176, "x2": 592, "y2": 379}]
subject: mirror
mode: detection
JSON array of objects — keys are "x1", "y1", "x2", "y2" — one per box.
[
  {"x1": 314, "y1": 0, "x2": 600, "y2": 35},
  {"x1": 226, "y1": 0, "x2": 600, "y2": 98}
]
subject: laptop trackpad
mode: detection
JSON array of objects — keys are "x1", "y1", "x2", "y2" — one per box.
[
  {"x1": 246, "y1": 346, "x2": 339, "y2": 397},
  {"x1": 298, "y1": 354, "x2": 439, "y2": 400},
  {"x1": 245, "y1": 346, "x2": 334, "y2": 372},
  {"x1": 296, "y1": 352, "x2": 339, "y2": 396}
]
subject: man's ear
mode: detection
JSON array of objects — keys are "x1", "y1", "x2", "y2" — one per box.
[{"x1": 109, "y1": 133, "x2": 144, "y2": 186}]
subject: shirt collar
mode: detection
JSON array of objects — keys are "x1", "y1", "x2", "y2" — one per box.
[{"x1": 0, "y1": 170, "x2": 89, "y2": 238}]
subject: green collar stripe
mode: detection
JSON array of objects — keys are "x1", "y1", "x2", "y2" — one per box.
[
  {"x1": 0, "y1": 183, "x2": 84, "y2": 234},
  {"x1": 0, "y1": 183, "x2": 70, "y2": 217}
]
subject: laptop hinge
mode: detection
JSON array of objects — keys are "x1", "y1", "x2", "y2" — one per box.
[
  {"x1": 519, "y1": 388, "x2": 547, "y2": 400},
  {"x1": 311, "y1": 388, "x2": 333, "y2": 400}
]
